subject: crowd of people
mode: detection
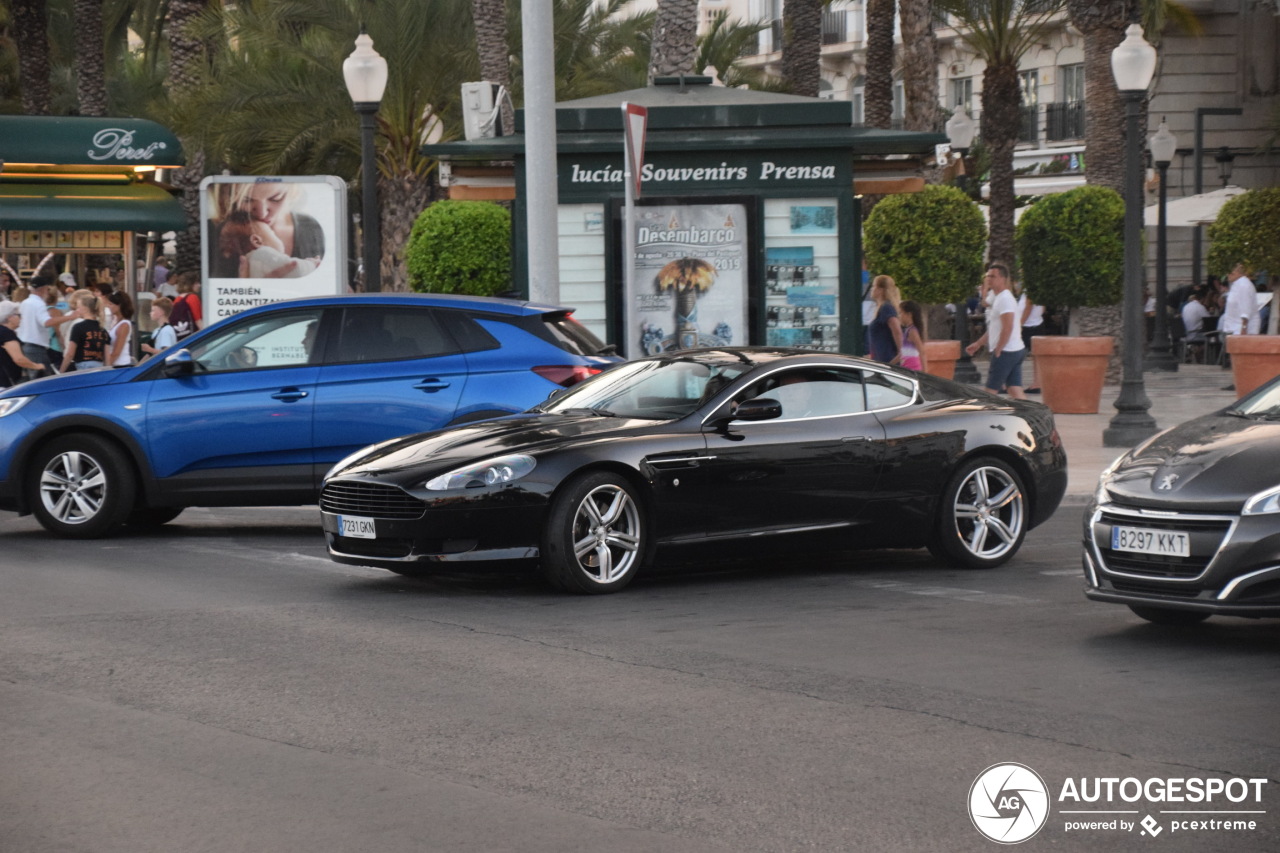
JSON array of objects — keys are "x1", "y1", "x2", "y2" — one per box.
[
  {"x1": 1157, "y1": 263, "x2": 1267, "y2": 366},
  {"x1": 0, "y1": 265, "x2": 204, "y2": 389}
]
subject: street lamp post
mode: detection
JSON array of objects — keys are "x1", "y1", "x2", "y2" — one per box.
[
  {"x1": 1104, "y1": 22, "x2": 1160, "y2": 448},
  {"x1": 1145, "y1": 118, "x2": 1178, "y2": 372},
  {"x1": 945, "y1": 109, "x2": 981, "y2": 384},
  {"x1": 343, "y1": 30, "x2": 388, "y2": 292}
]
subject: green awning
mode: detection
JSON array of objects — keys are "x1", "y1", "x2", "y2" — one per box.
[
  {"x1": 0, "y1": 116, "x2": 184, "y2": 168},
  {"x1": 0, "y1": 182, "x2": 190, "y2": 232}
]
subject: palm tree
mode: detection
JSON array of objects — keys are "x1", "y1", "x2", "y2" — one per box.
[
  {"x1": 899, "y1": 0, "x2": 939, "y2": 132},
  {"x1": 864, "y1": 0, "x2": 894, "y2": 128},
  {"x1": 165, "y1": 0, "x2": 210, "y2": 275},
  {"x1": 697, "y1": 12, "x2": 779, "y2": 90},
  {"x1": 781, "y1": 0, "x2": 822, "y2": 96},
  {"x1": 933, "y1": 0, "x2": 1065, "y2": 267},
  {"x1": 11, "y1": 0, "x2": 52, "y2": 114},
  {"x1": 1064, "y1": 1, "x2": 1137, "y2": 195},
  {"x1": 648, "y1": 0, "x2": 697, "y2": 78},
  {"x1": 74, "y1": 0, "x2": 108, "y2": 115},
  {"x1": 471, "y1": 0, "x2": 513, "y2": 133}
]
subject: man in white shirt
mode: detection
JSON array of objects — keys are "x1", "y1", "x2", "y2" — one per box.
[
  {"x1": 17, "y1": 275, "x2": 75, "y2": 379},
  {"x1": 1221, "y1": 263, "x2": 1260, "y2": 337},
  {"x1": 965, "y1": 262, "x2": 1026, "y2": 399}
]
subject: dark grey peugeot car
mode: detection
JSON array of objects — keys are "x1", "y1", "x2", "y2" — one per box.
[{"x1": 1083, "y1": 378, "x2": 1280, "y2": 624}]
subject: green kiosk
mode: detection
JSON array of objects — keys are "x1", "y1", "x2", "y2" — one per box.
[
  {"x1": 0, "y1": 115, "x2": 188, "y2": 301},
  {"x1": 424, "y1": 77, "x2": 944, "y2": 357}
]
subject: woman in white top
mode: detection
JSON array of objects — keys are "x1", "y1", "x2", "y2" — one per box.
[{"x1": 106, "y1": 290, "x2": 136, "y2": 367}]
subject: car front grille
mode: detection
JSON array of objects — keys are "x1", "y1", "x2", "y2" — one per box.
[
  {"x1": 321, "y1": 480, "x2": 424, "y2": 519},
  {"x1": 1094, "y1": 509, "x2": 1233, "y2": 582}
]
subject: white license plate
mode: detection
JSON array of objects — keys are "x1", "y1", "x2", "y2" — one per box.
[
  {"x1": 338, "y1": 515, "x2": 377, "y2": 540},
  {"x1": 1111, "y1": 525, "x2": 1189, "y2": 557}
]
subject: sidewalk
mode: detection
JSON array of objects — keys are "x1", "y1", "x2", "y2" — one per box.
[{"x1": 1024, "y1": 360, "x2": 1238, "y2": 502}]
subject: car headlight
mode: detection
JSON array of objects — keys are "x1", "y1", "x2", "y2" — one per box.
[
  {"x1": 0, "y1": 396, "x2": 33, "y2": 418},
  {"x1": 1243, "y1": 485, "x2": 1280, "y2": 515},
  {"x1": 1094, "y1": 453, "x2": 1127, "y2": 504},
  {"x1": 424, "y1": 454, "x2": 536, "y2": 491}
]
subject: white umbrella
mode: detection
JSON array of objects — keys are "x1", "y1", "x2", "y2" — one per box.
[{"x1": 1144, "y1": 185, "x2": 1247, "y2": 227}]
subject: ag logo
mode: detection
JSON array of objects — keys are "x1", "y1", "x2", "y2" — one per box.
[{"x1": 968, "y1": 762, "x2": 1050, "y2": 844}]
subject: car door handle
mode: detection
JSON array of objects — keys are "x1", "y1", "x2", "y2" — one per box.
[
  {"x1": 272, "y1": 388, "x2": 309, "y2": 402},
  {"x1": 413, "y1": 379, "x2": 451, "y2": 392}
]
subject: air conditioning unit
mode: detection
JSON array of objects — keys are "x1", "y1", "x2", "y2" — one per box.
[{"x1": 461, "y1": 81, "x2": 500, "y2": 140}]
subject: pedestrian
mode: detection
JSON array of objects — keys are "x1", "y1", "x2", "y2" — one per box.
[
  {"x1": 866, "y1": 274, "x2": 902, "y2": 365},
  {"x1": 1222, "y1": 263, "x2": 1260, "y2": 337},
  {"x1": 59, "y1": 295, "x2": 110, "y2": 372},
  {"x1": 17, "y1": 274, "x2": 76, "y2": 379},
  {"x1": 106, "y1": 290, "x2": 136, "y2": 368},
  {"x1": 1181, "y1": 286, "x2": 1212, "y2": 362},
  {"x1": 1017, "y1": 282, "x2": 1045, "y2": 393},
  {"x1": 0, "y1": 301, "x2": 43, "y2": 386},
  {"x1": 141, "y1": 297, "x2": 177, "y2": 358},
  {"x1": 170, "y1": 272, "x2": 203, "y2": 340},
  {"x1": 965, "y1": 262, "x2": 1027, "y2": 399},
  {"x1": 897, "y1": 300, "x2": 928, "y2": 373}
]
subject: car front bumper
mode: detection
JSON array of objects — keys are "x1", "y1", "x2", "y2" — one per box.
[{"x1": 1082, "y1": 500, "x2": 1280, "y2": 617}]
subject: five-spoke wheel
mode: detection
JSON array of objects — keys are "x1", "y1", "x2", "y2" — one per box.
[
  {"x1": 931, "y1": 457, "x2": 1027, "y2": 569},
  {"x1": 542, "y1": 471, "x2": 645, "y2": 593},
  {"x1": 27, "y1": 435, "x2": 136, "y2": 539}
]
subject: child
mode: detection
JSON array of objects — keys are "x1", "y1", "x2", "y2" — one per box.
[
  {"x1": 218, "y1": 209, "x2": 319, "y2": 279},
  {"x1": 142, "y1": 296, "x2": 177, "y2": 357},
  {"x1": 60, "y1": 295, "x2": 110, "y2": 372},
  {"x1": 898, "y1": 300, "x2": 928, "y2": 373}
]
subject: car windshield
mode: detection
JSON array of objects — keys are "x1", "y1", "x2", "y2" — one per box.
[
  {"x1": 1228, "y1": 382, "x2": 1280, "y2": 419},
  {"x1": 540, "y1": 357, "x2": 752, "y2": 419}
]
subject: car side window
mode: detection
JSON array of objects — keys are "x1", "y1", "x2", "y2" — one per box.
[
  {"x1": 863, "y1": 370, "x2": 916, "y2": 411},
  {"x1": 740, "y1": 368, "x2": 868, "y2": 419},
  {"x1": 185, "y1": 309, "x2": 323, "y2": 373},
  {"x1": 333, "y1": 307, "x2": 459, "y2": 363}
]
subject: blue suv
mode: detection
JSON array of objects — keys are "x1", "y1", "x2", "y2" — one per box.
[{"x1": 0, "y1": 293, "x2": 618, "y2": 538}]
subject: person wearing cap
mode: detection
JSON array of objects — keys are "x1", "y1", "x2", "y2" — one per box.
[
  {"x1": 18, "y1": 274, "x2": 76, "y2": 378},
  {"x1": 0, "y1": 301, "x2": 43, "y2": 387}
]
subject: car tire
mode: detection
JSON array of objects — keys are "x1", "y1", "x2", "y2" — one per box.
[
  {"x1": 1128, "y1": 605, "x2": 1210, "y2": 626},
  {"x1": 27, "y1": 434, "x2": 137, "y2": 539},
  {"x1": 541, "y1": 471, "x2": 645, "y2": 594},
  {"x1": 124, "y1": 507, "x2": 184, "y2": 528},
  {"x1": 931, "y1": 456, "x2": 1027, "y2": 569}
]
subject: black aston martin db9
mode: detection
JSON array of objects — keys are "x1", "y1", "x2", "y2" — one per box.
[
  {"x1": 1085, "y1": 378, "x2": 1280, "y2": 624},
  {"x1": 320, "y1": 348, "x2": 1068, "y2": 593}
]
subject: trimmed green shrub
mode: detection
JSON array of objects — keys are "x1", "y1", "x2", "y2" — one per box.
[
  {"x1": 1015, "y1": 185, "x2": 1123, "y2": 308},
  {"x1": 1207, "y1": 187, "x2": 1280, "y2": 278},
  {"x1": 863, "y1": 184, "x2": 987, "y2": 305},
  {"x1": 405, "y1": 200, "x2": 511, "y2": 295}
]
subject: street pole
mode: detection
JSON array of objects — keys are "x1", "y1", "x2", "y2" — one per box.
[
  {"x1": 1103, "y1": 88, "x2": 1159, "y2": 447},
  {"x1": 357, "y1": 102, "x2": 380, "y2": 292},
  {"x1": 1145, "y1": 119, "x2": 1178, "y2": 372}
]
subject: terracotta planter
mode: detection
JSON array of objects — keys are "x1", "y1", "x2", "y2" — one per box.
[
  {"x1": 1031, "y1": 336, "x2": 1114, "y2": 414},
  {"x1": 1226, "y1": 335, "x2": 1280, "y2": 398},
  {"x1": 922, "y1": 340, "x2": 961, "y2": 380}
]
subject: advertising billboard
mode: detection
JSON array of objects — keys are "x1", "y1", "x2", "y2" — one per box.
[{"x1": 200, "y1": 175, "x2": 348, "y2": 323}]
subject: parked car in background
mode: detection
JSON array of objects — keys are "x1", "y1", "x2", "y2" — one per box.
[
  {"x1": 321, "y1": 348, "x2": 1068, "y2": 593},
  {"x1": 0, "y1": 293, "x2": 618, "y2": 538},
  {"x1": 1084, "y1": 378, "x2": 1280, "y2": 625}
]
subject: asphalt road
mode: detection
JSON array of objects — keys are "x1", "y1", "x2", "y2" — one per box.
[{"x1": 1, "y1": 505, "x2": 1277, "y2": 852}]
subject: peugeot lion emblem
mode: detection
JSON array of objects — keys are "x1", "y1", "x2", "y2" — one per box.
[{"x1": 1158, "y1": 473, "x2": 1179, "y2": 491}]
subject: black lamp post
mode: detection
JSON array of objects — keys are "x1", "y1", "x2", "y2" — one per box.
[
  {"x1": 1145, "y1": 118, "x2": 1178, "y2": 372},
  {"x1": 945, "y1": 109, "x2": 981, "y2": 384},
  {"x1": 1104, "y1": 22, "x2": 1161, "y2": 448},
  {"x1": 343, "y1": 30, "x2": 388, "y2": 292}
]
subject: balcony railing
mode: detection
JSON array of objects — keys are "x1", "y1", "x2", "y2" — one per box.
[
  {"x1": 822, "y1": 11, "x2": 848, "y2": 45},
  {"x1": 1046, "y1": 102, "x2": 1086, "y2": 141}
]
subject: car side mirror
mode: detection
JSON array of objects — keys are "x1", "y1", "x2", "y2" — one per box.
[
  {"x1": 733, "y1": 397, "x2": 782, "y2": 422},
  {"x1": 161, "y1": 348, "x2": 196, "y2": 378}
]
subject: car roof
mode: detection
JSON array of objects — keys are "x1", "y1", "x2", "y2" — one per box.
[
  {"x1": 230, "y1": 292, "x2": 572, "y2": 319},
  {"x1": 642, "y1": 347, "x2": 883, "y2": 369}
]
